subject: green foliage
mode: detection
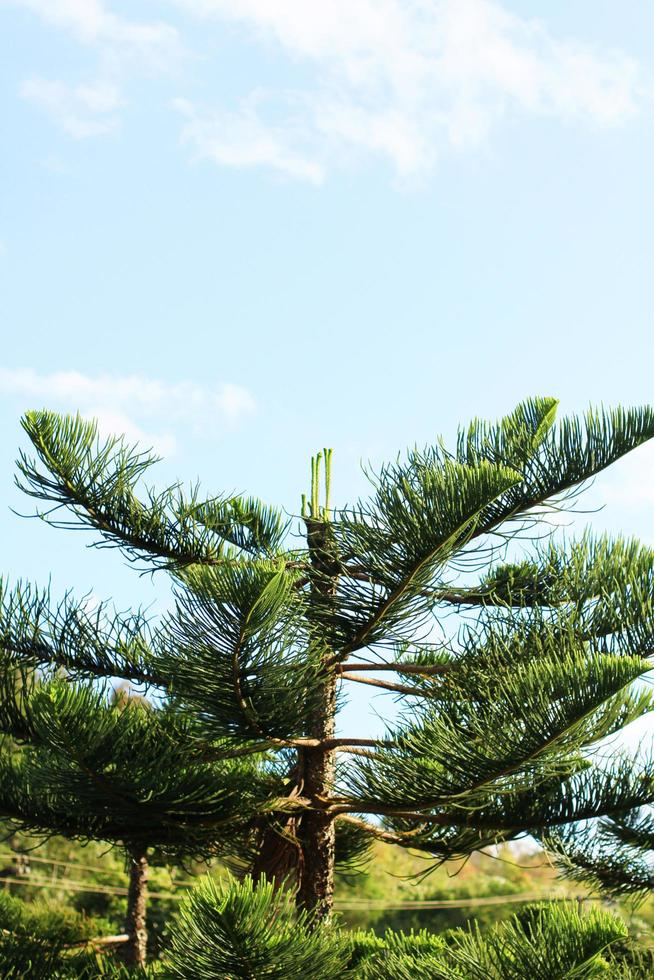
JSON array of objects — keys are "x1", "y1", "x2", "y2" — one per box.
[
  {"x1": 324, "y1": 457, "x2": 523, "y2": 651},
  {"x1": 349, "y1": 926, "x2": 447, "y2": 978},
  {"x1": 163, "y1": 877, "x2": 627, "y2": 980},
  {"x1": 546, "y1": 810, "x2": 654, "y2": 901},
  {"x1": 603, "y1": 935, "x2": 654, "y2": 979},
  {"x1": 164, "y1": 876, "x2": 352, "y2": 979},
  {"x1": 349, "y1": 903, "x2": 626, "y2": 979},
  {"x1": 348, "y1": 648, "x2": 652, "y2": 810},
  {"x1": 0, "y1": 890, "x2": 123, "y2": 978},
  {"x1": 0, "y1": 674, "x2": 275, "y2": 858},
  {"x1": 17, "y1": 411, "x2": 285, "y2": 568},
  {"x1": 6, "y1": 397, "x2": 654, "y2": 969},
  {"x1": 425, "y1": 902, "x2": 627, "y2": 979},
  {"x1": 474, "y1": 533, "x2": 654, "y2": 627},
  {"x1": 334, "y1": 813, "x2": 375, "y2": 875},
  {"x1": 0, "y1": 577, "x2": 159, "y2": 685},
  {"x1": 455, "y1": 402, "x2": 654, "y2": 535},
  {"x1": 159, "y1": 561, "x2": 325, "y2": 744}
]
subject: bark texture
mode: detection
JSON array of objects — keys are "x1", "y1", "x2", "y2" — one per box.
[
  {"x1": 123, "y1": 848, "x2": 149, "y2": 968},
  {"x1": 251, "y1": 513, "x2": 339, "y2": 921},
  {"x1": 296, "y1": 676, "x2": 337, "y2": 922},
  {"x1": 251, "y1": 819, "x2": 301, "y2": 888},
  {"x1": 295, "y1": 516, "x2": 339, "y2": 923}
]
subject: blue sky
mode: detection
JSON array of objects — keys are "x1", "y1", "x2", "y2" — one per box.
[{"x1": 2, "y1": 1, "x2": 654, "y2": 738}]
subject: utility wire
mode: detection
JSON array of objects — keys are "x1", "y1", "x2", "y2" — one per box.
[
  {"x1": 1, "y1": 873, "x2": 595, "y2": 910},
  {"x1": 0, "y1": 874, "x2": 184, "y2": 901},
  {"x1": 0, "y1": 849, "x2": 196, "y2": 887}
]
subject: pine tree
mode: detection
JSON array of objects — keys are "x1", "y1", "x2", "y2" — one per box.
[
  {"x1": 0, "y1": 628, "x2": 275, "y2": 967},
  {"x1": 163, "y1": 877, "x2": 629, "y2": 978},
  {"x1": 0, "y1": 890, "x2": 132, "y2": 978},
  {"x1": 2, "y1": 398, "x2": 654, "y2": 970}
]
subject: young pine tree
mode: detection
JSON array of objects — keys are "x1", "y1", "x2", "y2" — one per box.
[
  {"x1": 2, "y1": 398, "x2": 654, "y2": 971},
  {"x1": 0, "y1": 628, "x2": 277, "y2": 967}
]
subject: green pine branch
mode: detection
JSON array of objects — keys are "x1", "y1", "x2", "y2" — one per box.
[{"x1": 17, "y1": 411, "x2": 285, "y2": 568}]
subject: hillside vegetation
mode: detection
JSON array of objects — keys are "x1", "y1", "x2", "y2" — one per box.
[{"x1": 2, "y1": 829, "x2": 652, "y2": 962}]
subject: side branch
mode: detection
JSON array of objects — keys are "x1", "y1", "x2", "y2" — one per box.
[
  {"x1": 318, "y1": 737, "x2": 381, "y2": 750},
  {"x1": 203, "y1": 736, "x2": 384, "y2": 761},
  {"x1": 335, "y1": 662, "x2": 451, "y2": 675},
  {"x1": 340, "y1": 673, "x2": 426, "y2": 696},
  {"x1": 276, "y1": 795, "x2": 444, "y2": 822},
  {"x1": 330, "y1": 803, "x2": 450, "y2": 820},
  {"x1": 335, "y1": 814, "x2": 419, "y2": 845}
]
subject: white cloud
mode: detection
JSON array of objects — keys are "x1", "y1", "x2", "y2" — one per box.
[
  {"x1": 7, "y1": 0, "x2": 181, "y2": 68},
  {"x1": 170, "y1": 0, "x2": 646, "y2": 179},
  {"x1": 0, "y1": 368, "x2": 256, "y2": 455},
  {"x1": 217, "y1": 383, "x2": 259, "y2": 422},
  {"x1": 84, "y1": 408, "x2": 177, "y2": 456},
  {"x1": 21, "y1": 78, "x2": 123, "y2": 138},
  {"x1": 7, "y1": 0, "x2": 184, "y2": 138},
  {"x1": 6, "y1": 0, "x2": 647, "y2": 175},
  {"x1": 174, "y1": 97, "x2": 325, "y2": 183}
]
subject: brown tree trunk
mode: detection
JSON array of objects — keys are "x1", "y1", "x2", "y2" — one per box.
[
  {"x1": 250, "y1": 501, "x2": 340, "y2": 920},
  {"x1": 250, "y1": 813, "x2": 302, "y2": 889},
  {"x1": 296, "y1": 674, "x2": 337, "y2": 923},
  {"x1": 295, "y1": 514, "x2": 339, "y2": 924},
  {"x1": 122, "y1": 848, "x2": 149, "y2": 968}
]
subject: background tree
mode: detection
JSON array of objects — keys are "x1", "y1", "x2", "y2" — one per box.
[
  {"x1": 2, "y1": 398, "x2": 654, "y2": 969},
  {"x1": 0, "y1": 627, "x2": 278, "y2": 967}
]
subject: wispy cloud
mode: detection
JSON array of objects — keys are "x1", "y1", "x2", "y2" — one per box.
[
  {"x1": 170, "y1": 0, "x2": 646, "y2": 180},
  {"x1": 21, "y1": 78, "x2": 124, "y2": 138},
  {"x1": 8, "y1": 0, "x2": 182, "y2": 68},
  {"x1": 8, "y1": 0, "x2": 184, "y2": 138},
  {"x1": 174, "y1": 97, "x2": 325, "y2": 183},
  {"x1": 0, "y1": 368, "x2": 256, "y2": 455},
  {"x1": 6, "y1": 0, "x2": 648, "y2": 177}
]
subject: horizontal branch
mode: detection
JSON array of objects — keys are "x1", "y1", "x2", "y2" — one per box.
[
  {"x1": 336, "y1": 662, "x2": 451, "y2": 675},
  {"x1": 335, "y1": 813, "x2": 414, "y2": 845},
  {"x1": 258, "y1": 736, "x2": 383, "y2": 751},
  {"x1": 66, "y1": 933, "x2": 130, "y2": 949},
  {"x1": 199, "y1": 738, "x2": 389, "y2": 762},
  {"x1": 328, "y1": 801, "x2": 450, "y2": 821},
  {"x1": 319, "y1": 737, "x2": 382, "y2": 750},
  {"x1": 431, "y1": 590, "x2": 497, "y2": 606},
  {"x1": 202, "y1": 735, "x2": 384, "y2": 761},
  {"x1": 0, "y1": 638, "x2": 166, "y2": 690},
  {"x1": 340, "y1": 672, "x2": 425, "y2": 696},
  {"x1": 0, "y1": 926, "x2": 131, "y2": 951}
]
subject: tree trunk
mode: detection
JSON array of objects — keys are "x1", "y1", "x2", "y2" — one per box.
[
  {"x1": 250, "y1": 812, "x2": 302, "y2": 889},
  {"x1": 296, "y1": 514, "x2": 339, "y2": 923},
  {"x1": 247, "y1": 490, "x2": 341, "y2": 919},
  {"x1": 296, "y1": 675, "x2": 337, "y2": 923},
  {"x1": 123, "y1": 848, "x2": 149, "y2": 968}
]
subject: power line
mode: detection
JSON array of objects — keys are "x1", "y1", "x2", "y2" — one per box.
[
  {"x1": 0, "y1": 849, "x2": 196, "y2": 887},
  {"x1": 0, "y1": 850, "x2": 600, "y2": 912},
  {"x1": 334, "y1": 892, "x2": 596, "y2": 910},
  {"x1": 1, "y1": 872, "x2": 593, "y2": 911},
  {"x1": 0, "y1": 874, "x2": 184, "y2": 902}
]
